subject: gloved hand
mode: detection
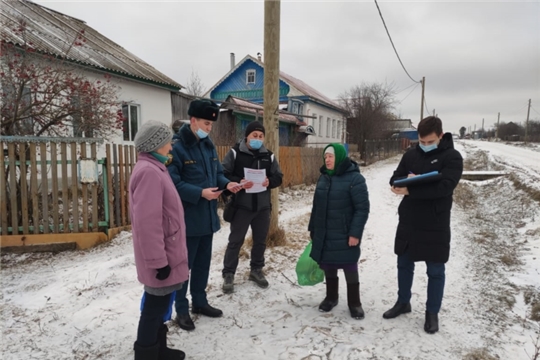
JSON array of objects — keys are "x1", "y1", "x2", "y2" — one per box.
[{"x1": 156, "y1": 265, "x2": 171, "y2": 280}]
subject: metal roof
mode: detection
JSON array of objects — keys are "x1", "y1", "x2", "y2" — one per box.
[
  {"x1": 0, "y1": 0, "x2": 183, "y2": 90},
  {"x1": 224, "y1": 96, "x2": 305, "y2": 125}
]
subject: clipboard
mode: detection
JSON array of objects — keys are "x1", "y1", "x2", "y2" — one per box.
[{"x1": 393, "y1": 171, "x2": 442, "y2": 188}]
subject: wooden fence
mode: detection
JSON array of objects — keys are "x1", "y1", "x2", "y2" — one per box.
[
  {"x1": 1, "y1": 138, "x2": 320, "y2": 250},
  {"x1": 0, "y1": 138, "x2": 135, "y2": 249}
]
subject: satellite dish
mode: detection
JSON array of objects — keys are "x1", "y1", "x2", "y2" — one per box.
[{"x1": 298, "y1": 125, "x2": 316, "y2": 135}]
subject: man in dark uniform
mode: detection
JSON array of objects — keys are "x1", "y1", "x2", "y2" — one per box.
[
  {"x1": 383, "y1": 116, "x2": 463, "y2": 334},
  {"x1": 168, "y1": 99, "x2": 241, "y2": 331}
]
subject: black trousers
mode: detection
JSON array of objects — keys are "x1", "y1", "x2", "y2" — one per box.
[
  {"x1": 223, "y1": 208, "x2": 270, "y2": 275},
  {"x1": 137, "y1": 292, "x2": 172, "y2": 346}
]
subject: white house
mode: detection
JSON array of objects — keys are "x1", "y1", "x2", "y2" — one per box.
[{"x1": 1, "y1": 0, "x2": 184, "y2": 145}]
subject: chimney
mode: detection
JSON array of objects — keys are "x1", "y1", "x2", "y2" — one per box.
[
  {"x1": 257, "y1": 52, "x2": 262, "y2": 61},
  {"x1": 230, "y1": 53, "x2": 235, "y2": 70}
]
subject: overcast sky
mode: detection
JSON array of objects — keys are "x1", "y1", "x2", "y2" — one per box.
[{"x1": 35, "y1": 0, "x2": 540, "y2": 133}]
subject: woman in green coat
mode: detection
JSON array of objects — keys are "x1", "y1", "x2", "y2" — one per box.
[{"x1": 308, "y1": 143, "x2": 370, "y2": 319}]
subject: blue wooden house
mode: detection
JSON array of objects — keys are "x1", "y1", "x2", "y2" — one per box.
[{"x1": 205, "y1": 54, "x2": 347, "y2": 148}]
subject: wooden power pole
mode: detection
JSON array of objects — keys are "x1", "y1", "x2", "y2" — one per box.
[
  {"x1": 263, "y1": 0, "x2": 281, "y2": 241},
  {"x1": 420, "y1": 76, "x2": 425, "y2": 121},
  {"x1": 496, "y1": 112, "x2": 500, "y2": 139},
  {"x1": 525, "y1": 99, "x2": 531, "y2": 143}
]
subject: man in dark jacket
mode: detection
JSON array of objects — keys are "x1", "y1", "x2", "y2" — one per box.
[
  {"x1": 383, "y1": 116, "x2": 463, "y2": 334},
  {"x1": 168, "y1": 99, "x2": 241, "y2": 331},
  {"x1": 221, "y1": 121, "x2": 283, "y2": 293}
]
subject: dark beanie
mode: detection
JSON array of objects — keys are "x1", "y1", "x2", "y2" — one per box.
[
  {"x1": 245, "y1": 121, "x2": 265, "y2": 137},
  {"x1": 188, "y1": 99, "x2": 219, "y2": 121}
]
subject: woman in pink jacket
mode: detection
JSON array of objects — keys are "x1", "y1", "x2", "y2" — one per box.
[{"x1": 130, "y1": 121, "x2": 189, "y2": 360}]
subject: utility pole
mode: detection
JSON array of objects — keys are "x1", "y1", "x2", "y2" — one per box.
[
  {"x1": 482, "y1": 118, "x2": 484, "y2": 138},
  {"x1": 496, "y1": 112, "x2": 500, "y2": 139},
  {"x1": 525, "y1": 99, "x2": 531, "y2": 143},
  {"x1": 263, "y1": 0, "x2": 281, "y2": 241},
  {"x1": 420, "y1": 76, "x2": 425, "y2": 121}
]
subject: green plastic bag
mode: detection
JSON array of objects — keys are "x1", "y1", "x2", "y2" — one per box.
[{"x1": 295, "y1": 241, "x2": 324, "y2": 286}]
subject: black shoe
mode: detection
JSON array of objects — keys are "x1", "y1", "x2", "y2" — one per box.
[
  {"x1": 192, "y1": 304, "x2": 223, "y2": 318},
  {"x1": 424, "y1": 311, "x2": 439, "y2": 334},
  {"x1": 176, "y1": 313, "x2": 195, "y2": 331},
  {"x1": 382, "y1": 301, "x2": 412, "y2": 319},
  {"x1": 222, "y1": 273, "x2": 235, "y2": 294},
  {"x1": 318, "y1": 277, "x2": 339, "y2": 312},
  {"x1": 157, "y1": 324, "x2": 186, "y2": 360},
  {"x1": 134, "y1": 341, "x2": 160, "y2": 360},
  {"x1": 249, "y1": 269, "x2": 269, "y2": 289}
]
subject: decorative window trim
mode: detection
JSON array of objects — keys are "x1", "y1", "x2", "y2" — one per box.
[{"x1": 246, "y1": 69, "x2": 256, "y2": 84}]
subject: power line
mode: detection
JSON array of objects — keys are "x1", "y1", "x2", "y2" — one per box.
[
  {"x1": 530, "y1": 106, "x2": 540, "y2": 117},
  {"x1": 398, "y1": 83, "x2": 420, "y2": 104},
  {"x1": 374, "y1": 0, "x2": 420, "y2": 84},
  {"x1": 395, "y1": 82, "x2": 418, "y2": 95},
  {"x1": 424, "y1": 95, "x2": 431, "y2": 115}
]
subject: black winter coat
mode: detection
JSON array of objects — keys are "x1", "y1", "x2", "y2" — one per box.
[
  {"x1": 221, "y1": 139, "x2": 283, "y2": 212},
  {"x1": 308, "y1": 158, "x2": 370, "y2": 265},
  {"x1": 390, "y1": 133, "x2": 463, "y2": 263}
]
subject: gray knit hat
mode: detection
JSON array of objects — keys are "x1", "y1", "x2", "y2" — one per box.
[{"x1": 134, "y1": 121, "x2": 173, "y2": 153}]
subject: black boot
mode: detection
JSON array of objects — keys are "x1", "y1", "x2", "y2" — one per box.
[
  {"x1": 346, "y1": 282, "x2": 365, "y2": 320},
  {"x1": 176, "y1": 313, "x2": 195, "y2": 331},
  {"x1": 424, "y1": 311, "x2": 439, "y2": 334},
  {"x1": 158, "y1": 324, "x2": 185, "y2": 360},
  {"x1": 318, "y1": 277, "x2": 339, "y2": 312},
  {"x1": 134, "y1": 341, "x2": 159, "y2": 360},
  {"x1": 382, "y1": 301, "x2": 411, "y2": 319}
]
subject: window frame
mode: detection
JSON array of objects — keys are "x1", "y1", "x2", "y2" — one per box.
[
  {"x1": 246, "y1": 69, "x2": 256, "y2": 84},
  {"x1": 122, "y1": 103, "x2": 141, "y2": 142}
]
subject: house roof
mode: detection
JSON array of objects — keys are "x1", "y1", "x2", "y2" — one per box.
[
  {"x1": 223, "y1": 96, "x2": 305, "y2": 125},
  {"x1": 206, "y1": 55, "x2": 345, "y2": 113},
  {"x1": 0, "y1": 0, "x2": 183, "y2": 91}
]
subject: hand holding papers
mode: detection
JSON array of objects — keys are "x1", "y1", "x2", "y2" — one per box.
[{"x1": 244, "y1": 168, "x2": 267, "y2": 193}]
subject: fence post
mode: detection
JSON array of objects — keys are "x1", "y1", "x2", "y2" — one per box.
[{"x1": 0, "y1": 142, "x2": 8, "y2": 235}]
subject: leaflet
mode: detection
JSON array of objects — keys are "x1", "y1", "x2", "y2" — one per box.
[{"x1": 244, "y1": 168, "x2": 266, "y2": 193}]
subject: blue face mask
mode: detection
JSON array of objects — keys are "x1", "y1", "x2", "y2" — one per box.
[
  {"x1": 196, "y1": 128, "x2": 208, "y2": 139},
  {"x1": 249, "y1": 139, "x2": 263, "y2": 150},
  {"x1": 419, "y1": 143, "x2": 438, "y2": 153}
]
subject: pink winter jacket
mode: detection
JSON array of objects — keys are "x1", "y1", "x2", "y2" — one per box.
[{"x1": 129, "y1": 153, "x2": 189, "y2": 288}]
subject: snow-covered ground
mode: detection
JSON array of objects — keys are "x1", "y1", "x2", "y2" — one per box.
[{"x1": 1, "y1": 141, "x2": 539, "y2": 360}]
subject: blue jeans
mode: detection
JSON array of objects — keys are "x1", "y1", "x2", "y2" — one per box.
[
  {"x1": 175, "y1": 234, "x2": 213, "y2": 314},
  {"x1": 397, "y1": 251, "x2": 445, "y2": 313}
]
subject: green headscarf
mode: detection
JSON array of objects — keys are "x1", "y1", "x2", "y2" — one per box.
[{"x1": 323, "y1": 143, "x2": 347, "y2": 176}]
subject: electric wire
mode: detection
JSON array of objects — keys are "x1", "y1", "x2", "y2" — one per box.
[
  {"x1": 374, "y1": 0, "x2": 420, "y2": 84},
  {"x1": 397, "y1": 83, "x2": 420, "y2": 104}
]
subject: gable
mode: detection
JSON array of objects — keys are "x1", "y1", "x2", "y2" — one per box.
[{"x1": 211, "y1": 59, "x2": 289, "y2": 102}]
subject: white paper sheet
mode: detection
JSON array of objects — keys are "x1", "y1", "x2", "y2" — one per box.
[{"x1": 244, "y1": 168, "x2": 267, "y2": 193}]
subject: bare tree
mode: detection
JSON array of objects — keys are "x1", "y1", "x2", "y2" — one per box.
[
  {"x1": 184, "y1": 69, "x2": 205, "y2": 97},
  {"x1": 339, "y1": 82, "x2": 397, "y2": 153}
]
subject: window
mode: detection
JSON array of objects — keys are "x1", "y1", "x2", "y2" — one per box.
[
  {"x1": 122, "y1": 104, "x2": 140, "y2": 141},
  {"x1": 326, "y1": 117, "x2": 331, "y2": 137},
  {"x1": 246, "y1": 70, "x2": 256, "y2": 84},
  {"x1": 337, "y1": 121, "x2": 342, "y2": 141},
  {"x1": 332, "y1": 119, "x2": 336, "y2": 138},
  {"x1": 312, "y1": 113, "x2": 317, "y2": 128},
  {"x1": 292, "y1": 102, "x2": 298, "y2": 114},
  {"x1": 319, "y1": 115, "x2": 323, "y2": 137},
  {"x1": 298, "y1": 104, "x2": 304, "y2": 115}
]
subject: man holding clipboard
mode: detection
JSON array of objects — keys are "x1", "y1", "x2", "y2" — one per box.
[{"x1": 384, "y1": 116, "x2": 463, "y2": 334}]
